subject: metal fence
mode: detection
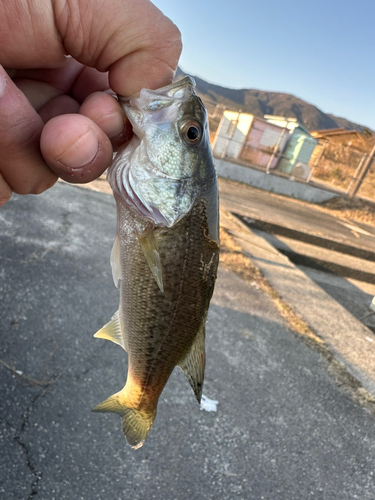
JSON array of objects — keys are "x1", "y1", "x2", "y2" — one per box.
[
  {"x1": 357, "y1": 159, "x2": 375, "y2": 201},
  {"x1": 309, "y1": 141, "x2": 375, "y2": 200},
  {"x1": 308, "y1": 141, "x2": 365, "y2": 192}
]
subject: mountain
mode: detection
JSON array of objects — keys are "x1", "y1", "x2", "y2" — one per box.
[{"x1": 176, "y1": 68, "x2": 369, "y2": 134}]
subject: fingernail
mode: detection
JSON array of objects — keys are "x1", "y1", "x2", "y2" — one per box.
[
  {"x1": 104, "y1": 110, "x2": 125, "y2": 138},
  {"x1": 0, "y1": 73, "x2": 7, "y2": 97},
  {"x1": 58, "y1": 130, "x2": 99, "y2": 170}
]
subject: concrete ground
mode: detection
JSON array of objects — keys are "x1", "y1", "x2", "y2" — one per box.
[
  {"x1": 252, "y1": 231, "x2": 375, "y2": 332},
  {"x1": 219, "y1": 178, "x2": 375, "y2": 259},
  {"x1": 219, "y1": 178, "x2": 375, "y2": 394},
  {"x1": 2, "y1": 183, "x2": 375, "y2": 499},
  {"x1": 219, "y1": 178, "x2": 375, "y2": 332}
]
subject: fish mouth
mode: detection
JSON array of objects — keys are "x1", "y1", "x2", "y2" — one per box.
[
  {"x1": 118, "y1": 77, "x2": 197, "y2": 132},
  {"x1": 118, "y1": 76, "x2": 196, "y2": 104}
]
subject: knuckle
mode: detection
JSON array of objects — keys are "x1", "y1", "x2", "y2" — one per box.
[
  {"x1": 0, "y1": 187, "x2": 12, "y2": 206},
  {"x1": 8, "y1": 171, "x2": 57, "y2": 196},
  {"x1": 167, "y1": 21, "x2": 182, "y2": 48},
  {"x1": 150, "y1": 19, "x2": 182, "y2": 69},
  {"x1": 155, "y1": 16, "x2": 182, "y2": 50},
  {"x1": 0, "y1": 113, "x2": 41, "y2": 154},
  {"x1": 29, "y1": 175, "x2": 58, "y2": 195}
]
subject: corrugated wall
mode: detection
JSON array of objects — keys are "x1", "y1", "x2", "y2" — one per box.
[
  {"x1": 212, "y1": 111, "x2": 253, "y2": 158},
  {"x1": 241, "y1": 118, "x2": 288, "y2": 168}
]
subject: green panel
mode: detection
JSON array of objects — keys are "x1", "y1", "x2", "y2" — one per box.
[{"x1": 277, "y1": 129, "x2": 317, "y2": 174}]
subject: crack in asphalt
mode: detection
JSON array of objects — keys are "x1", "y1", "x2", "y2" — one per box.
[{"x1": 6, "y1": 389, "x2": 48, "y2": 500}]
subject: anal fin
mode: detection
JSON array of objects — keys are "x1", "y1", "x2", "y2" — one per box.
[
  {"x1": 94, "y1": 311, "x2": 126, "y2": 350},
  {"x1": 137, "y1": 230, "x2": 164, "y2": 292},
  {"x1": 178, "y1": 320, "x2": 206, "y2": 404}
]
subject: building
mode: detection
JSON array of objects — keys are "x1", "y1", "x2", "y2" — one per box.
[
  {"x1": 213, "y1": 111, "x2": 317, "y2": 176},
  {"x1": 212, "y1": 111, "x2": 289, "y2": 170},
  {"x1": 310, "y1": 128, "x2": 361, "y2": 147},
  {"x1": 264, "y1": 116, "x2": 318, "y2": 175},
  {"x1": 310, "y1": 128, "x2": 375, "y2": 159}
]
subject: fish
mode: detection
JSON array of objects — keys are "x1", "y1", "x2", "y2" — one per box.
[{"x1": 92, "y1": 76, "x2": 219, "y2": 449}]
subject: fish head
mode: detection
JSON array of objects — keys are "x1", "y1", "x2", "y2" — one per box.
[
  {"x1": 109, "y1": 77, "x2": 217, "y2": 229},
  {"x1": 124, "y1": 77, "x2": 210, "y2": 180}
]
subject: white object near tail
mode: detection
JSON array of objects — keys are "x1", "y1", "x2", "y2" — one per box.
[{"x1": 200, "y1": 394, "x2": 218, "y2": 412}]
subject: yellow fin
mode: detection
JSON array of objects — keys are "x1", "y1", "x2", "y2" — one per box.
[
  {"x1": 94, "y1": 311, "x2": 125, "y2": 350},
  {"x1": 178, "y1": 320, "x2": 206, "y2": 404},
  {"x1": 110, "y1": 234, "x2": 121, "y2": 288},
  {"x1": 92, "y1": 390, "x2": 156, "y2": 449},
  {"x1": 137, "y1": 231, "x2": 164, "y2": 292}
]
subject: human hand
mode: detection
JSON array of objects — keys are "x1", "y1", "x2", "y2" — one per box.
[{"x1": 0, "y1": 0, "x2": 181, "y2": 206}]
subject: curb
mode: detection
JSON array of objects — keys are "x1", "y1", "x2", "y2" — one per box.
[
  {"x1": 221, "y1": 210, "x2": 375, "y2": 397},
  {"x1": 236, "y1": 214, "x2": 375, "y2": 262}
]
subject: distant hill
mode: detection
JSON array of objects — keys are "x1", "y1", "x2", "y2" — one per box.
[{"x1": 176, "y1": 68, "x2": 369, "y2": 134}]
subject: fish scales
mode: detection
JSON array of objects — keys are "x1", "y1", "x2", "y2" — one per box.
[
  {"x1": 93, "y1": 77, "x2": 219, "y2": 449},
  {"x1": 118, "y1": 198, "x2": 217, "y2": 397}
]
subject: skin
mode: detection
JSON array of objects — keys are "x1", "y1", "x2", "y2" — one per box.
[{"x1": 0, "y1": 0, "x2": 182, "y2": 206}]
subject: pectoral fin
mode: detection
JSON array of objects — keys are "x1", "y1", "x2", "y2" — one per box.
[
  {"x1": 94, "y1": 311, "x2": 126, "y2": 350},
  {"x1": 137, "y1": 231, "x2": 164, "y2": 292},
  {"x1": 178, "y1": 321, "x2": 206, "y2": 404},
  {"x1": 110, "y1": 234, "x2": 121, "y2": 288}
]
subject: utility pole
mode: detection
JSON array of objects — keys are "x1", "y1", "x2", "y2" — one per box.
[
  {"x1": 346, "y1": 153, "x2": 367, "y2": 195},
  {"x1": 221, "y1": 109, "x2": 242, "y2": 159},
  {"x1": 348, "y1": 143, "x2": 375, "y2": 198},
  {"x1": 307, "y1": 140, "x2": 327, "y2": 183},
  {"x1": 266, "y1": 128, "x2": 287, "y2": 173}
]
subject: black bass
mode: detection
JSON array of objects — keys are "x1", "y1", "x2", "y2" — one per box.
[{"x1": 93, "y1": 76, "x2": 219, "y2": 449}]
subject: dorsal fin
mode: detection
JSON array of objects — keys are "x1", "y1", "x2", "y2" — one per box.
[
  {"x1": 94, "y1": 311, "x2": 126, "y2": 350},
  {"x1": 137, "y1": 230, "x2": 164, "y2": 292},
  {"x1": 178, "y1": 320, "x2": 206, "y2": 403},
  {"x1": 110, "y1": 234, "x2": 121, "y2": 288}
]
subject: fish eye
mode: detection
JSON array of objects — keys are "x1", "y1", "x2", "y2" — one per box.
[{"x1": 182, "y1": 121, "x2": 202, "y2": 145}]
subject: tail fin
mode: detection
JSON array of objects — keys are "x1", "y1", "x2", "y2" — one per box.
[{"x1": 92, "y1": 391, "x2": 156, "y2": 449}]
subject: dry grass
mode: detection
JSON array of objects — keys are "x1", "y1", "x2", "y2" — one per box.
[
  {"x1": 220, "y1": 228, "x2": 323, "y2": 345},
  {"x1": 321, "y1": 196, "x2": 375, "y2": 225},
  {"x1": 0, "y1": 359, "x2": 58, "y2": 387}
]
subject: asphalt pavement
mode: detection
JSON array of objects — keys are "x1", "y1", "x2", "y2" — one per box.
[
  {"x1": 219, "y1": 178, "x2": 375, "y2": 260},
  {"x1": 2, "y1": 183, "x2": 375, "y2": 499},
  {"x1": 219, "y1": 177, "x2": 375, "y2": 331}
]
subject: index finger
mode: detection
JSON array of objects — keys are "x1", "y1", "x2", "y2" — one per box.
[
  {"x1": 1, "y1": 0, "x2": 181, "y2": 96},
  {"x1": 54, "y1": 0, "x2": 182, "y2": 96}
]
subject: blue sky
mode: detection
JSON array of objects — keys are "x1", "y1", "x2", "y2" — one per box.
[{"x1": 153, "y1": 0, "x2": 375, "y2": 130}]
